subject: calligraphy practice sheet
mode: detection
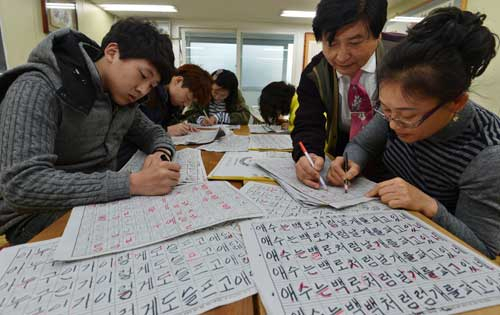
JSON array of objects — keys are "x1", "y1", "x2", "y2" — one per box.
[
  {"x1": 172, "y1": 148, "x2": 207, "y2": 183},
  {"x1": 249, "y1": 134, "x2": 293, "y2": 151},
  {"x1": 54, "y1": 181, "x2": 264, "y2": 261},
  {"x1": 120, "y1": 149, "x2": 207, "y2": 184},
  {"x1": 171, "y1": 128, "x2": 225, "y2": 145},
  {"x1": 208, "y1": 151, "x2": 292, "y2": 181},
  {"x1": 198, "y1": 135, "x2": 250, "y2": 152},
  {"x1": 256, "y1": 158, "x2": 373, "y2": 208},
  {"x1": 249, "y1": 124, "x2": 289, "y2": 134},
  {"x1": 189, "y1": 123, "x2": 240, "y2": 130},
  {"x1": 240, "y1": 212, "x2": 500, "y2": 315},
  {"x1": 0, "y1": 225, "x2": 256, "y2": 315},
  {"x1": 240, "y1": 182, "x2": 391, "y2": 218}
]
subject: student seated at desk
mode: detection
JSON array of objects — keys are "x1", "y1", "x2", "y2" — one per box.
[
  {"x1": 117, "y1": 64, "x2": 212, "y2": 168},
  {"x1": 328, "y1": 8, "x2": 500, "y2": 258},
  {"x1": 259, "y1": 81, "x2": 298, "y2": 131},
  {"x1": 153, "y1": 63, "x2": 212, "y2": 136},
  {"x1": 0, "y1": 18, "x2": 180, "y2": 245},
  {"x1": 185, "y1": 69, "x2": 250, "y2": 125}
]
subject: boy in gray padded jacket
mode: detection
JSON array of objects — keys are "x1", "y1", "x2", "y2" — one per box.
[{"x1": 0, "y1": 18, "x2": 181, "y2": 244}]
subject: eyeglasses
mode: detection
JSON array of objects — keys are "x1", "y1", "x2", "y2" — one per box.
[{"x1": 373, "y1": 100, "x2": 447, "y2": 129}]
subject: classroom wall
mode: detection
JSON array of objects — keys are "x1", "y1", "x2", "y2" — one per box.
[
  {"x1": 76, "y1": 0, "x2": 115, "y2": 44},
  {"x1": 466, "y1": 0, "x2": 500, "y2": 115},
  {"x1": 0, "y1": 0, "x2": 114, "y2": 69},
  {"x1": 169, "y1": 19, "x2": 311, "y2": 88},
  {"x1": 0, "y1": 0, "x2": 45, "y2": 68}
]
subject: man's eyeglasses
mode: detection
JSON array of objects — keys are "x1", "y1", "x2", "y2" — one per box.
[{"x1": 373, "y1": 100, "x2": 447, "y2": 129}]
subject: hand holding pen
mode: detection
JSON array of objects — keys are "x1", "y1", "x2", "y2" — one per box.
[
  {"x1": 326, "y1": 152, "x2": 361, "y2": 188},
  {"x1": 297, "y1": 141, "x2": 328, "y2": 190},
  {"x1": 201, "y1": 110, "x2": 217, "y2": 126}
]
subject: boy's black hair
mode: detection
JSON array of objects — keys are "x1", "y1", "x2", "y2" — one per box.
[
  {"x1": 101, "y1": 17, "x2": 175, "y2": 84},
  {"x1": 379, "y1": 7, "x2": 498, "y2": 105},
  {"x1": 259, "y1": 81, "x2": 295, "y2": 125},
  {"x1": 211, "y1": 69, "x2": 239, "y2": 106},
  {"x1": 313, "y1": 0, "x2": 387, "y2": 44}
]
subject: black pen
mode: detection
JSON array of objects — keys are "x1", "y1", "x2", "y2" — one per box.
[{"x1": 343, "y1": 152, "x2": 349, "y2": 193}]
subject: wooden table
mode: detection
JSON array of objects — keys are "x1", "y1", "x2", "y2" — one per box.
[{"x1": 29, "y1": 125, "x2": 500, "y2": 315}]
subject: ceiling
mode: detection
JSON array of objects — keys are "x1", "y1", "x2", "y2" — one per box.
[{"x1": 90, "y1": 0, "x2": 423, "y2": 24}]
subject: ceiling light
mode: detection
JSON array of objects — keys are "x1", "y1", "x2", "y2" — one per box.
[
  {"x1": 46, "y1": 3, "x2": 76, "y2": 10},
  {"x1": 280, "y1": 10, "x2": 315, "y2": 18},
  {"x1": 100, "y1": 4, "x2": 177, "y2": 12},
  {"x1": 389, "y1": 16, "x2": 424, "y2": 23}
]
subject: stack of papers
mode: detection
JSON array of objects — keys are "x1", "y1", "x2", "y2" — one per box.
[
  {"x1": 208, "y1": 151, "x2": 292, "y2": 181},
  {"x1": 189, "y1": 123, "x2": 241, "y2": 130},
  {"x1": 240, "y1": 181, "x2": 391, "y2": 218},
  {"x1": 255, "y1": 158, "x2": 374, "y2": 208},
  {"x1": 171, "y1": 128, "x2": 225, "y2": 145},
  {"x1": 249, "y1": 134, "x2": 293, "y2": 151},
  {"x1": 248, "y1": 124, "x2": 289, "y2": 134},
  {"x1": 120, "y1": 148, "x2": 207, "y2": 184},
  {"x1": 198, "y1": 135, "x2": 250, "y2": 152}
]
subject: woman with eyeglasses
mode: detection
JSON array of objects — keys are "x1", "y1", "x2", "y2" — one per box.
[{"x1": 327, "y1": 7, "x2": 500, "y2": 258}]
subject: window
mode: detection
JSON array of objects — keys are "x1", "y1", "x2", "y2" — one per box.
[
  {"x1": 184, "y1": 31, "x2": 237, "y2": 74},
  {"x1": 183, "y1": 29, "x2": 295, "y2": 108},
  {"x1": 240, "y1": 33, "x2": 294, "y2": 106}
]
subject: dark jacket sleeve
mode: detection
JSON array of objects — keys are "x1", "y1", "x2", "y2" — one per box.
[
  {"x1": 291, "y1": 69, "x2": 327, "y2": 161},
  {"x1": 124, "y1": 109, "x2": 175, "y2": 157}
]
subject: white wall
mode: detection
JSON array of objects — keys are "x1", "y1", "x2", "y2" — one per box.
[
  {"x1": 0, "y1": 0, "x2": 114, "y2": 69},
  {"x1": 168, "y1": 18, "x2": 312, "y2": 88},
  {"x1": 466, "y1": 0, "x2": 500, "y2": 115},
  {"x1": 0, "y1": 0, "x2": 46, "y2": 68},
  {"x1": 76, "y1": 0, "x2": 115, "y2": 44}
]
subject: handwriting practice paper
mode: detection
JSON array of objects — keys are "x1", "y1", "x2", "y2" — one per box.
[
  {"x1": 256, "y1": 158, "x2": 373, "y2": 208},
  {"x1": 249, "y1": 134, "x2": 293, "y2": 151},
  {"x1": 208, "y1": 151, "x2": 292, "y2": 181},
  {"x1": 171, "y1": 128, "x2": 225, "y2": 145},
  {"x1": 249, "y1": 124, "x2": 289, "y2": 134},
  {"x1": 198, "y1": 135, "x2": 250, "y2": 152},
  {"x1": 0, "y1": 225, "x2": 256, "y2": 315},
  {"x1": 120, "y1": 149, "x2": 207, "y2": 184},
  {"x1": 54, "y1": 181, "x2": 264, "y2": 261},
  {"x1": 172, "y1": 148, "x2": 207, "y2": 183},
  {"x1": 189, "y1": 123, "x2": 240, "y2": 130},
  {"x1": 240, "y1": 182, "x2": 391, "y2": 218},
  {"x1": 240, "y1": 212, "x2": 500, "y2": 315}
]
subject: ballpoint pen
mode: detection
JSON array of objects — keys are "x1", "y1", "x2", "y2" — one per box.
[{"x1": 343, "y1": 152, "x2": 350, "y2": 193}]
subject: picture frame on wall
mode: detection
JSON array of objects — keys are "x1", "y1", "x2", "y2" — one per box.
[
  {"x1": 41, "y1": 0, "x2": 78, "y2": 34},
  {"x1": 0, "y1": 18, "x2": 7, "y2": 73}
]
